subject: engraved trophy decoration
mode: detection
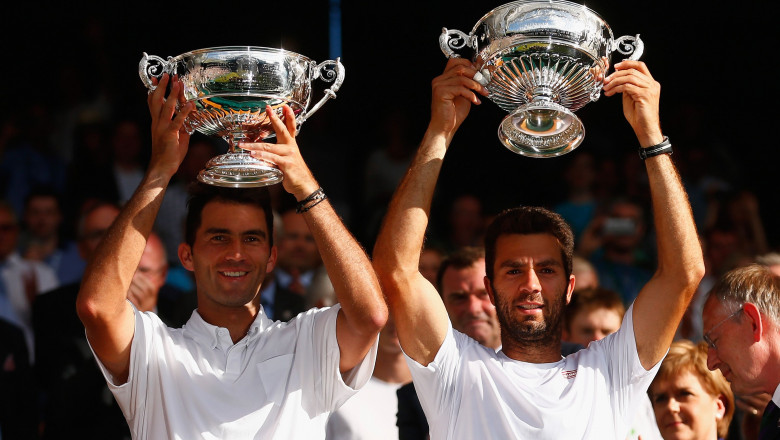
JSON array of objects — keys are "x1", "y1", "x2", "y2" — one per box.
[
  {"x1": 440, "y1": 0, "x2": 643, "y2": 157},
  {"x1": 139, "y1": 46, "x2": 345, "y2": 187}
]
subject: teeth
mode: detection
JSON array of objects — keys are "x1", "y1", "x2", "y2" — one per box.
[
  {"x1": 222, "y1": 271, "x2": 247, "y2": 277},
  {"x1": 519, "y1": 304, "x2": 541, "y2": 310}
]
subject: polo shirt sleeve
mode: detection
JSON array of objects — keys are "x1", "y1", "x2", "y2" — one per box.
[
  {"x1": 299, "y1": 304, "x2": 378, "y2": 414},
  {"x1": 589, "y1": 303, "x2": 663, "y2": 428},
  {"x1": 88, "y1": 301, "x2": 161, "y2": 422},
  {"x1": 404, "y1": 322, "x2": 466, "y2": 431}
]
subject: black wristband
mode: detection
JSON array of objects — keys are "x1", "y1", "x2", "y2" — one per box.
[
  {"x1": 296, "y1": 187, "x2": 328, "y2": 213},
  {"x1": 638, "y1": 136, "x2": 672, "y2": 160}
]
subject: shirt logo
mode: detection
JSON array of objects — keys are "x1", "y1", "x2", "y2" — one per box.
[{"x1": 562, "y1": 369, "x2": 577, "y2": 380}]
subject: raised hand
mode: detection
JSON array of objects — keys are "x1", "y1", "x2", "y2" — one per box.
[
  {"x1": 241, "y1": 105, "x2": 319, "y2": 201},
  {"x1": 429, "y1": 58, "x2": 489, "y2": 142},
  {"x1": 603, "y1": 60, "x2": 663, "y2": 147},
  {"x1": 146, "y1": 73, "x2": 195, "y2": 179}
]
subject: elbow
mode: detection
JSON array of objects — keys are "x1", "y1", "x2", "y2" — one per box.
[
  {"x1": 75, "y1": 289, "x2": 100, "y2": 325},
  {"x1": 658, "y1": 256, "x2": 706, "y2": 299}
]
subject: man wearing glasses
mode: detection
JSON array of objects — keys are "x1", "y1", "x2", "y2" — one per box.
[{"x1": 703, "y1": 264, "x2": 780, "y2": 438}]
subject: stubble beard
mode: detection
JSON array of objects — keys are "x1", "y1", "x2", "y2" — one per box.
[{"x1": 492, "y1": 282, "x2": 566, "y2": 349}]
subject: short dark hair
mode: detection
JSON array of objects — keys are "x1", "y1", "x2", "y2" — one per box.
[
  {"x1": 24, "y1": 185, "x2": 61, "y2": 210},
  {"x1": 184, "y1": 183, "x2": 274, "y2": 247},
  {"x1": 564, "y1": 287, "x2": 626, "y2": 332},
  {"x1": 483, "y1": 206, "x2": 574, "y2": 280},
  {"x1": 436, "y1": 246, "x2": 485, "y2": 292}
]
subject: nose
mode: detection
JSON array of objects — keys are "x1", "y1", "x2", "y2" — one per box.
[
  {"x1": 666, "y1": 397, "x2": 680, "y2": 413},
  {"x1": 706, "y1": 348, "x2": 719, "y2": 371},
  {"x1": 224, "y1": 241, "x2": 246, "y2": 261},
  {"x1": 467, "y1": 295, "x2": 483, "y2": 315},
  {"x1": 520, "y1": 269, "x2": 542, "y2": 293}
]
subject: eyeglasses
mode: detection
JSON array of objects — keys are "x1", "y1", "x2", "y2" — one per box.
[{"x1": 703, "y1": 306, "x2": 743, "y2": 350}]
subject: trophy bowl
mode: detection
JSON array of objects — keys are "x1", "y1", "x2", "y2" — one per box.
[
  {"x1": 440, "y1": 0, "x2": 643, "y2": 157},
  {"x1": 139, "y1": 46, "x2": 345, "y2": 187}
]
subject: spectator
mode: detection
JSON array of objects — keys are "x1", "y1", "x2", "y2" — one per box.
[
  {"x1": 19, "y1": 186, "x2": 85, "y2": 285},
  {"x1": 259, "y1": 206, "x2": 330, "y2": 321},
  {"x1": 702, "y1": 264, "x2": 780, "y2": 439},
  {"x1": 648, "y1": 340, "x2": 734, "y2": 440},
  {"x1": 0, "y1": 201, "x2": 58, "y2": 359},
  {"x1": 572, "y1": 255, "x2": 599, "y2": 292},
  {"x1": 563, "y1": 287, "x2": 625, "y2": 348},
  {"x1": 579, "y1": 197, "x2": 654, "y2": 305},
  {"x1": 554, "y1": 151, "x2": 598, "y2": 241}
]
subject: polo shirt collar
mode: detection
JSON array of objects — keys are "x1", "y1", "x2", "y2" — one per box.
[{"x1": 184, "y1": 307, "x2": 272, "y2": 350}]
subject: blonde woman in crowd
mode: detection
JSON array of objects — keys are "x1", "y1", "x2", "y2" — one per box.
[{"x1": 648, "y1": 340, "x2": 734, "y2": 440}]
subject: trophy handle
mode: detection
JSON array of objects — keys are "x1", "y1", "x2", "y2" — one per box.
[
  {"x1": 613, "y1": 34, "x2": 644, "y2": 61},
  {"x1": 139, "y1": 52, "x2": 173, "y2": 91},
  {"x1": 440, "y1": 28, "x2": 475, "y2": 58},
  {"x1": 298, "y1": 58, "x2": 345, "y2": 125}
]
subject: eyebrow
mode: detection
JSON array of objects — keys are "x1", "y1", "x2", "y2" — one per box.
[
  {"x1": 498, "y1": 258, "x2": 562, "y2": 269},
  {"x1": 204, "y1": 227, "x2": 268, "y2": 239}
]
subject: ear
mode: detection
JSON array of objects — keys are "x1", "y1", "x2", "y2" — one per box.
[
  {"x1": 178, "y1": 243, "x2": 194, "y2": 272},
  {"x1": 484, "y1": 276, "x2": 496, "y2": 306},
  {"x1": 714, "y1": 394, "x2": 726, "y2": 420},
  {"x1": 565, "y1": 274, "x2": 575, "y2": 305},
  {"x1": 742, "y1": 302, "x2": 764, "y2": 343},
  {"x1": 266, "y1": 245, "x2": 277, "y2": 274}
]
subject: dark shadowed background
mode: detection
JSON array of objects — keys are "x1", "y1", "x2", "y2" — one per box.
[{"x1": 2, "y1": 0, "x2": 778, "y2": 247}]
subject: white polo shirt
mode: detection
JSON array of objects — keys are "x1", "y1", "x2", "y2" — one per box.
[
  {"x1": 407, "y1": 304, "x2": 661, "y2": 440},
  {"x1": 91, "y1": 302, "x2": 377, "y2": 439}
]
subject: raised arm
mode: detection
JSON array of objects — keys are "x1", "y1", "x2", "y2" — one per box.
[
  {"x1": 372, "y1": 58, "x2": 488, "y2": 366},
  {"x1": 76, "y1": 74, "x2": 193, "y2": 382},
  {"x1": 603, "y1": 61, "x2": 705, "y2": 369},
  {"x1": 243, "y1": 106, "x2": 387, "y2": 373}
]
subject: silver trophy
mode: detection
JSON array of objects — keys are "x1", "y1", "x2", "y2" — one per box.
[
  {"x1": 440, "y1": 0, "x2": 643, "y2": 157},
  {"x1": 139, "y1": 46, "x2": 345, "y2": 187}
]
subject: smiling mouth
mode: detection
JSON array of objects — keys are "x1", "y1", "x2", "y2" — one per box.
[{"x1": 220, "y1": 271, "x2": 248, "y2": 277}]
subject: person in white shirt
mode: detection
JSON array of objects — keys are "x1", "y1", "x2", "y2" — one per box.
[
  {"x1": 76, "y1": 73, "x2": 387, "y2": 439},
  {"x1": 372, "y1": 58, "x2": 704, "y2": 439}
]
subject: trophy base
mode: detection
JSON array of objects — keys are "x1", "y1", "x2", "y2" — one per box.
[
  {"x1": 197, "y1": 153, "x2": 283, "y2": 188},
  {"x1": 498, "y1": 101, "x2": 584, "y2": 158}
]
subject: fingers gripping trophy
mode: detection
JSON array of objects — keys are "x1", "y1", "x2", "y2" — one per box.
[
  {"x1": 440, "y1": 0, "x2": 643, "y2": 157},
  {"x1": 139, "y1": 46, "x2": 345, "y2": 187}
]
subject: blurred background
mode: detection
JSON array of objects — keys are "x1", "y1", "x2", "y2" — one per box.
[{"x1": 1, "y1": 0, "x2": 777, "y2": 249}]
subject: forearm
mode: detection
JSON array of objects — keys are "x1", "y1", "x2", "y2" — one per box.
[
  {"x1": 645, "y1": 155, "x2": 704, "y2": 288},
  {"x1": 302, "y1": 199, "x2": 386, "y2": 333},
  {"x1": 373, "y1": 128, "x2": 448, "y2": 275},
  {"x1": 634, "y1": 152, "x2": 705, "y2": 368},
  {"x1": 77, "y1": 172, "x2": 170, "y2": 322}
]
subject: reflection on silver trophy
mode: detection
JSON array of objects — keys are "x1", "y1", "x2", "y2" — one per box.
[
  {"x1": 440, "y1": 0, "x2": 643, "y2": 157},
  {"x1": 139, "y1": 46, "x2": 345, "y2": 187}
]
